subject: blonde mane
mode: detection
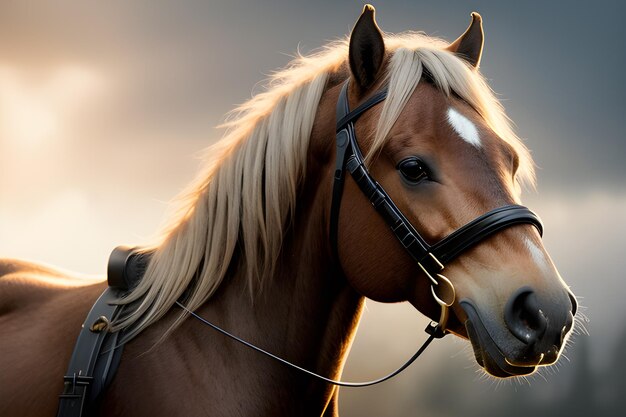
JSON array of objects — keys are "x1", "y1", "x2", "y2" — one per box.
[{"x1": 113, "y1": 32, "x2": 535, "y2": 339}]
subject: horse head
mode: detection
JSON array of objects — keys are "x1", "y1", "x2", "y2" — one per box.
[{"x1": 331, "y1": 5, "x2": 577, "y2": 378}]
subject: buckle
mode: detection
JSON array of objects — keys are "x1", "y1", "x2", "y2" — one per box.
[
  {"x1": 418, "y1": 253, "x2": 456, "y2": 333},
  {"x1": 430, "y1": 273, "x2": 455, "y2": 308},
  {"x1": 59, "y1": 372, "x2": 93, "y2": 398}
]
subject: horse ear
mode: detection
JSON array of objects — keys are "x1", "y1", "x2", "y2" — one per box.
[
  {"x1": 446, "y1": 12, "x2": 484, "y2": 68},
  {"x1": 349, "y1": 4, "x2": 385, "y2": 90}
]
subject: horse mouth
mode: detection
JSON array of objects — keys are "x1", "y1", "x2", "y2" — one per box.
[{"x1": 460, "y1": 300, "x2": 537, "y2": 378}]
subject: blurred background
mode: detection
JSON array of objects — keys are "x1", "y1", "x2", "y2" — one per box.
[{"x1": 1, "y1": 1, "x2": 624, "y2": 415}]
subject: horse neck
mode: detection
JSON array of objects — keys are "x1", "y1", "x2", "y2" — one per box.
[
  {"x1": 183, "y1": 139, "x2": 363, "y2": 411},
  {"x1": 183, "y1": 184, "x2": 360, "y2": 413},
  {"x1": 263, "y1": 79, "x2": 365, "y2": 388}
]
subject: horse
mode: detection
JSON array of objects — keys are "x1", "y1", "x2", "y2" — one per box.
[{"x1": 0, "y1": 5, "x2": 577, "y2": 416}]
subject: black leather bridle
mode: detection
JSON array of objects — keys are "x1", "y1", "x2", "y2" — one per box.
[{"x1": 330, "y1": 80, "x2": 543, "y2": 332}]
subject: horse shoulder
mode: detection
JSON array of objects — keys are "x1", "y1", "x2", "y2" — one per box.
[{"x1": 0, "y1": 259, "x2": 106, "y2": 417}]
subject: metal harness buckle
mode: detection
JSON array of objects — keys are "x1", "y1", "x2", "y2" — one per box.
[{"x1": 418, "y1": 253, "x2": 456, "y2": 333}]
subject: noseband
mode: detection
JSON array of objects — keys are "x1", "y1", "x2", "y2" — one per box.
[{"x1": 330, "y1": 81, "x2": 543, "y2": 332}]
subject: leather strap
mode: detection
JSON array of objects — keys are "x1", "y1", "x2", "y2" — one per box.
[
  {"x1": 431, "y1": 205, "x2": 543, "y2": 264},
  {"x1": 57, "y1": 245, "x2": 151, "y2": 417},
  {"x1": 335, "y1": 87, "x2": 388, "y2": 132},
  {"x1": 57, "y1": 288, "x2": 125, "y2": 417},
  {"x1": 329, "y1": 79, "x2": 543, "y2": 301},
  {"x1": 108, "y1": 246, "x2": 149, "y2": 290},
  {"x1": 346, "y1": 149, "x2": 543, "y2": 268},
  {"x1": 330, "y1": 82, "x2": 389, "y2": 262}
]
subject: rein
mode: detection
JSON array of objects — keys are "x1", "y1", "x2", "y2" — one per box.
[
  {"x1": 180, "y1": 80, "x2": 544, "y2": 387},
  {"x1": 176, "y1": 301, "x2": 439, "y2": 387}
]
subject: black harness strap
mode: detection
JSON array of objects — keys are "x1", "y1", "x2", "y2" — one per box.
[
  {"x1": 330, "y1": 82, "x2": 389, "y2": 262},
  {"x1": 56, "y1": 246, "x2": 146, "y2": 417},
  {"x1": 56, "y1": 288, "x2": 124, "y2": 417}
]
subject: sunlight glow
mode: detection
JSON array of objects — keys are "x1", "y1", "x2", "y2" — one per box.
[{"x1": 0, "y1": 64, "x2": 105, "y2": 148}]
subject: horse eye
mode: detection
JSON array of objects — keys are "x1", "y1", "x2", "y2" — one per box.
[{"x1": 397, "y1": 157, "x2": 429, "y2": 184}]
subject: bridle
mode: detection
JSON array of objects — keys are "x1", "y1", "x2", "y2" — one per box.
[
  {"x1": 330, "y1": 80, "x2": 543, "y2": 332},
  {"x1": 180, "y1": 79, "x2": 544, "y2": 387}
]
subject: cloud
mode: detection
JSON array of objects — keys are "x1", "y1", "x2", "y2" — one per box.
[
  {"x1": 1, "y1": 1, "x2": 623, "y2": 192},
  {"x1": 0, "y1": 63, "x2": 106, "y2": 148}
]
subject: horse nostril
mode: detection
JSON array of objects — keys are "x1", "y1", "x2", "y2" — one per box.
[{"x1": 504, "y1": 287, "x2": 548, "y2": 345}]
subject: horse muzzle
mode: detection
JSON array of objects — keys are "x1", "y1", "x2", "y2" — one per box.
[{"x1": 459, "y1": 287, "x2": 577, "y2": 378}]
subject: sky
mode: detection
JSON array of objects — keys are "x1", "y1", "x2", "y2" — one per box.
[{"x1": 1, "y1": 1, "x2": 624, "y2": 416}]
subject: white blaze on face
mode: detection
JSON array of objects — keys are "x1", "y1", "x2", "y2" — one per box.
[{"x1": 447, "y1": 107, "x2": 481, "y2": 147}]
